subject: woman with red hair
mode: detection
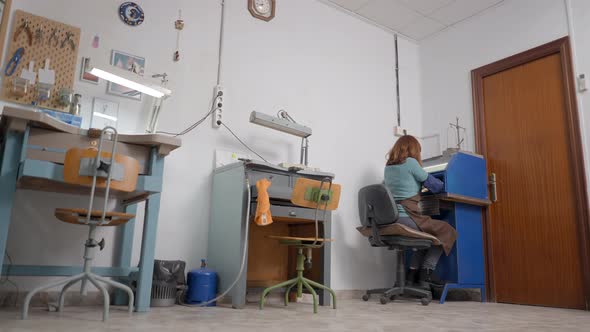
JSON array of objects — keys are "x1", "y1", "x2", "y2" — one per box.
[{"x1": 384, "y1": 135, "x2": 457, "y2": 289}]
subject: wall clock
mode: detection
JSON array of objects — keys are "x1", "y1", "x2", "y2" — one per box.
[{"x1": 248, "y1": 0, "x2": 275, "y2": 22}]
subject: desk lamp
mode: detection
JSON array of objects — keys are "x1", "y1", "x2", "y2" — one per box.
[
  {"x1": 249, "y1": 110, "x2": 312, "y2": 166},
  {"x1": 89, "y1": 64, "x2": 172, "y2": 133}
]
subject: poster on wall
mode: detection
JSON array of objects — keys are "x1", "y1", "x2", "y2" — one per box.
[
  {"x1": 107, "y1": 49, "x2": 145, "y2": 101},
  {"x1": 91, "y1": 97, "x2": 119, "y2": 129}
]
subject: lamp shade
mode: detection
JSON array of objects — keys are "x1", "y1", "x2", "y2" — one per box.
[{"x1": 249, "y1": 111, "x2": 312, "y2": 138}]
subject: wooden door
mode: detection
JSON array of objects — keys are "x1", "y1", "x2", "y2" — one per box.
[{"x1": 473, "y1": 38, "x2": 590, "y2": 309}]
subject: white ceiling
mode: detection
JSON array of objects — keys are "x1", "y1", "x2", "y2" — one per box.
[{"x1": 327, "y1": 0, "x2": 504, "y2": 41}]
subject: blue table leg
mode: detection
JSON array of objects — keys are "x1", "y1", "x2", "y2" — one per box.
[
  {"x1": 0, "y1": 130, "x2": 25, "y2": 274},
  {"x1": 134, "y1": 148, "x2": 164, "y2": 312},
  {"x1": 113, "y1": 203, "x2": 138, "y2": 305},
  {"x1": 439, "y1": 283, "x2": 454, "y2": 304},
  {"x1": 135, "y1": 193, "x2": 161, "y2": 312},
  {"x1": 439, "y1": 283, "x2": 486, "y2": 304}
]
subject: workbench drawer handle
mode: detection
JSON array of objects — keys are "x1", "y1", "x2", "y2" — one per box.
[{"x1": 289, "y1": 211, "x2": 296, "y2": 216}]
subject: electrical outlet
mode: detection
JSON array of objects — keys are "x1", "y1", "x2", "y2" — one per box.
[
  {"x1": 393, "y1": 126, "x2": 408, "y2": 137},
  {"x1": 214, "y1": 85, "x2": 225, "y2": 98},
  {"x1": 213, "y1": 108, "x2": 223, "y2": 128},
  {"x1": 213, "y1": 85, "x2": 224, "y2": 128},
  {"x1": 578, "y1": 74, "x2": 588, "y2": 92}
]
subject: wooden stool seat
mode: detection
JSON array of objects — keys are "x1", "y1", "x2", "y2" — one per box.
[
  {"x1": 356, "y1": 223, "x2": 442, "y2": 246},
  {"x1": 55, "y1": 208, "x2": 135, "y2": 227}
]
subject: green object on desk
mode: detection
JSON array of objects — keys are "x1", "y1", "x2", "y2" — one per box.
[{"x1": 304, "y1": 187, "x2": 333, "y2": 204}]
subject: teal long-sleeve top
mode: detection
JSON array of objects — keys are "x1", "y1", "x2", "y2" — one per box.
[{"x1": 384, "y1": 157, "x2": 429, "y2": 217}]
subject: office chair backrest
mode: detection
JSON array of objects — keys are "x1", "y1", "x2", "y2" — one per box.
[
  {"x1": 64, "y1": 148, "x2": 140, "y2": 193},
  {"x1": 358, "y1": 184, "x2": 399, "y2": 227}
]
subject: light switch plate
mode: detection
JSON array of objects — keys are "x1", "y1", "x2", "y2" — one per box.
[{"x1": 578, "y1": 74, "x2": 587, "y2": 92}]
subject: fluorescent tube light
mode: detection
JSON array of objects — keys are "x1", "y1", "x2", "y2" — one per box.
[{"x1": 89, "y1": 66, "x2": 172, "y2": 98}]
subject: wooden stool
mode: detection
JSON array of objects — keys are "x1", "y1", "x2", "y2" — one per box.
[
  {"x1": 22, "y1": 127, "x2": 140, "y2": 322},
  {"x1": 259, "y1": 178, "x2": 341, "y2": 313}
]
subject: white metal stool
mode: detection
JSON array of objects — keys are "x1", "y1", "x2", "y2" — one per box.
[{"x1": 21, "y1": 127, "x2": 139, "y2": 321}]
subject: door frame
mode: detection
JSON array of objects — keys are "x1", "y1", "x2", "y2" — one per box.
[{"x1": 471, "y1": 36, "x2": 590, "y2": 307}]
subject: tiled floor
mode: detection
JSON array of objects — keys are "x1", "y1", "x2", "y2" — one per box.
[{"x1": 1, "y1": 298, "x2": 589, "y2": 332}]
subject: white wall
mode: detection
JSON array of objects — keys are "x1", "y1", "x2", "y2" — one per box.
[
  {"x1": 570, "y1": 0, "x2": 590, "y2": 180},
  {"x1": 1, "y1": 0, "x2": 423, "y2": 292},
  {"x1": 419, "y1": 0, "x2": 570, "y2": 152}
]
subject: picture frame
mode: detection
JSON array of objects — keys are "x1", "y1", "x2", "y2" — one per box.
[
  {"x1": 106, "y1": 49, "x2": 145, "y2": 101},
  {"x1": 0, "y1": 1, "x2": 12, "y2": 67},
  {"x1": 91, "y1": 97, "x2": 119, "y2": 129},
  {"x1": 80, "y1": 57, "x2": 99, "y2": 84}
]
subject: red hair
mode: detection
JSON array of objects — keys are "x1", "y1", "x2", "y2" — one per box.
[{"x1": 386, "y1": 135, "x2": 422, "y2": 166}]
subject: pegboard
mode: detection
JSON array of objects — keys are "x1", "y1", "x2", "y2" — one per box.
[{"x1": 0, "y1": 10, "x2": 80, "y2": 111}]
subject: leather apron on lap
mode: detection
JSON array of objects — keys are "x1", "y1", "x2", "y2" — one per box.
[{"x1": 399, "y1": 194, "x2": 457, "y2": 255}]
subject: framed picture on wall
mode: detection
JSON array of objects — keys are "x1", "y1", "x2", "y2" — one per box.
[
  {"x1": 91, "y1": 97, "x2": 119, "y2": 129},
  {"x1": 106, "y1": 50, "x2": 145, "y2": 101},
  {"x1": 0, "y1": 1, "x2": 12, "y2": 69},
  {"x1": 80, "y1": 57, "x2": 99, "y2": 84}
]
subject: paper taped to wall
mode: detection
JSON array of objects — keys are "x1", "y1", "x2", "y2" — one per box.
[{"x1": 215, "y1": 149, "x2": 253, "y2": 168}]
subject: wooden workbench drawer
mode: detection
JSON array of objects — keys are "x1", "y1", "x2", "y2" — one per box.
[{"x1": 26, "y1": 128, "x2": 150, "y2": 174}]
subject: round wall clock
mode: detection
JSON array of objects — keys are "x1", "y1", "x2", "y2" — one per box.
[
  {"x1": 248, "y1": 0, "x2": 275, "y2": 22},
  {"x1": 119, "y1": 2, "x2": 145, "y2": 26}
]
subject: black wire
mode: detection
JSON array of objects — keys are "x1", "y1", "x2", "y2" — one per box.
[
  {"x1": 157, "y1": 96, "x2": 221, "y2": 137},
  {"x1": 220, "y1": 122, "x2": 269, "y2": 163},
  {"x1": 157, "y1": 110, "x2": 214, "y2": 137},
  {"x1": 155, "y1": 92, "x2": 268, "y2": 163},
  {"x1": 157, "y1": 106, "x2": 216, "y2": 136}
]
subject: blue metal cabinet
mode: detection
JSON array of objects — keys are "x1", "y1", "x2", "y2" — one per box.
[{"x1": 423, "y1": 150, "x2": 491, "y2": 303}]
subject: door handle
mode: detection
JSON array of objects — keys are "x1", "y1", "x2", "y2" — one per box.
[{"x1": 489, "y1": 173, "x2": 498, "y2": 202}]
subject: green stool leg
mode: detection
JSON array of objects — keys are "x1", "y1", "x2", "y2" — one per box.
[
  {"x1": 304, "y1": 278, "x2": 337, "y2": 309},
  {"x1": 296, "y1": 249, "x2": 304, "y2": 298},
  {"x1": 260, "y1": 277, "x2": 298, "y2": 310},
  {"x1": 285, "y1": 282, "x2": 296, "y2": 306},
  {"x1": 260, "y1": 247, "x2": 331, "y2": 314},
  {"x1": 301, "y1": 279, "x2": 318, "y2": 314}
]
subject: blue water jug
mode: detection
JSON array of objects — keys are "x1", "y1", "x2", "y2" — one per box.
[{"x1": 186, "y1": 259, "x2": 217, "y2": 306}]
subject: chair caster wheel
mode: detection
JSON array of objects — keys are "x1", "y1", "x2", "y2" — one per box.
[
  {"x1": 362, "y1": 294, "x2": 370, "y2": 301},
  {"x1": 420, "y1": 298, "x2": 430, "y2": 306},
  {"x1": 380, "y1": 296, "x2": 389, "y2": 305}
]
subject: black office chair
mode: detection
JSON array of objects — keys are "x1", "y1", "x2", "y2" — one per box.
[{"x1": 358, "y1": 184, "x2": 432, "y2": 306}]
